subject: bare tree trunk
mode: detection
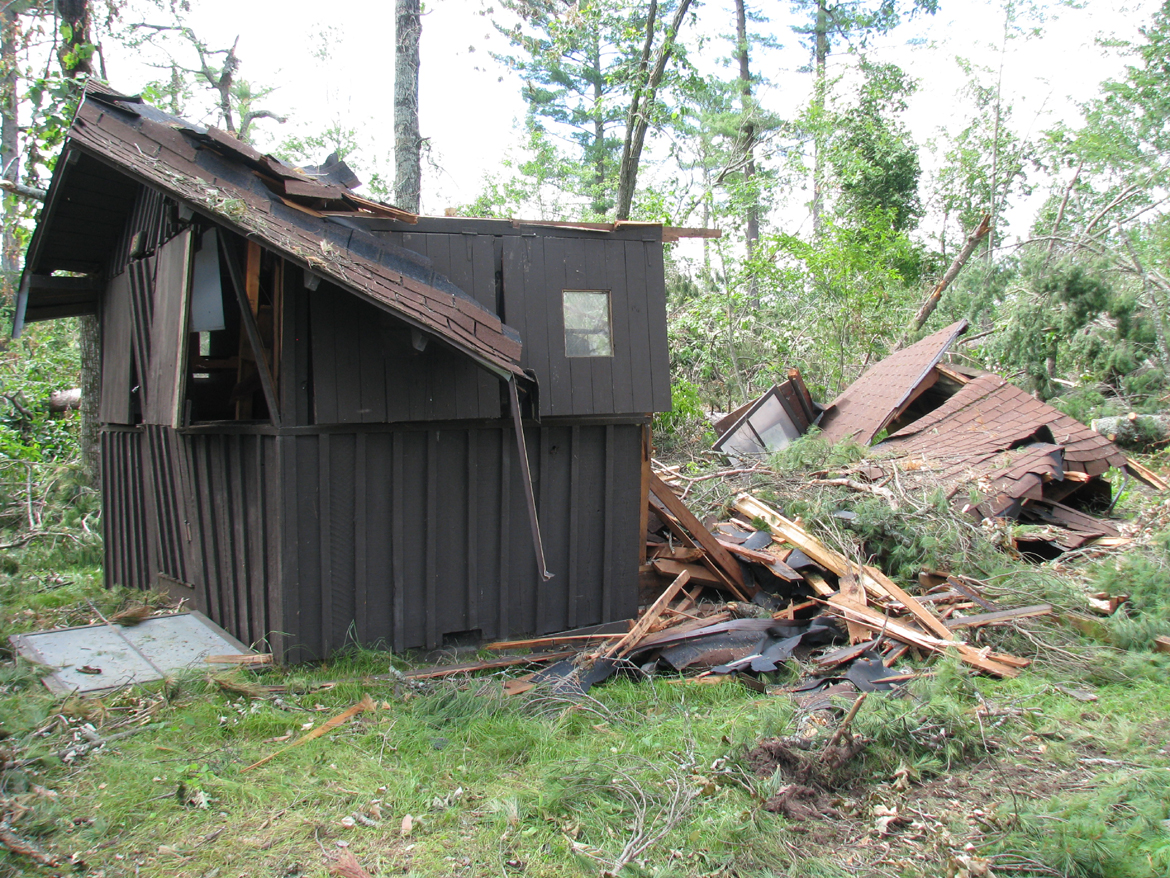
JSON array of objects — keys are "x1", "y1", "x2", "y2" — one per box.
[
  {"x1": 614, "y1": 0, "x2": 693, "y2": 221},
  {"x1": 58, "y1": 0, "x2": 101, "y2": 486},
  {"x1": 1, "y1": 8, "x2": 20, "y2": 278},
  {"x1": 894, "y1": 214, "x2": 991, "y2": 350},
  {"x1": 811, "y1": 0, "x2": 827, "y2": 238},
  {"x1": 394, "y1": 0, "x2": 422, "y2": 213},
  {"x1": 734, "y1": 0, "x2": 758, "y2": 308}
]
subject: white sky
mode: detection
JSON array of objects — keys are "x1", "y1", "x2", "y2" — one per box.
[{"x1": 98, "y1": 0, "x2": 1164, "y2": 243}]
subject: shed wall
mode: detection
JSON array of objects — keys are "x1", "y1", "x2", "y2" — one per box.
[{"x1": 278, "y1": 420, "x2": 642, "y2": 660}]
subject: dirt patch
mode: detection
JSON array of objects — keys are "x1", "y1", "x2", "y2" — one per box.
[{"x1": 746, "y1": 734, "x2": 867, "y2": 790}]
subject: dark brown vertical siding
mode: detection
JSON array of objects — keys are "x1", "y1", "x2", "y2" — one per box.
[
  {"x1": 256, "y1": 421, "x2": 640, "y2": 657},
  {"x1": 501, "y1": 236, "x2": 669, "y2": 417},
  {"x1": 175, "y1": 433, "x2": 281, "y2": 650},
  {"x1": 310, "y1": 282, "x2": 499, "y2": 425},
  {"x1": 100, "y1": 429, "x2": 151, "y2": 591}
]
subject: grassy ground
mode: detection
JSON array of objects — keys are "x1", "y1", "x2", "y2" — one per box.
[{"x1": 1, "y1": 450, "x2": 1169, "y2": 877}]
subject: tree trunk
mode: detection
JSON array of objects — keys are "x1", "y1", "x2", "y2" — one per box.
[
  {"x1": 1091, "y1": 414, "x2": 1170, "y2": 450},
  {"x1": 614, "y1": 0, "x2": 693, "y2": 221},
  {"x1": 811, "y1": 0, "x2": 828, "y2": 238},
  {"x1": 734, "y1": 0, "x2": 759, "y2": 308},
  {"x1": 57, "y1": 0, "x2": 101, "y2": 487},
  {"x1": 394, "y1": 0, "x2": 422, "y2": 213},
  {"x1": 894, "y1": 213, "x2": 991, "y2": 350},
  {"x1": 1, "y1": 8, "x2": 19, "y2": 278}
]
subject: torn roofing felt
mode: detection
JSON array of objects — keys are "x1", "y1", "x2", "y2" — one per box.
[
  {"x1": 17, "y1": 82, "x2": 525, "y2": 381},
  {"x1": 817, "y1": 319, "x2": 969, "y2": 446}
]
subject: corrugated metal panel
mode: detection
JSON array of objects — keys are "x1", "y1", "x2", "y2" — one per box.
[{"x1": 276, "y1": 421, "x2": 641, "y2": 659}]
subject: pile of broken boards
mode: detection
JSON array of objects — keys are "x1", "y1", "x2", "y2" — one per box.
[
  {"x1": 713, "y1": 319, "x2": 1167, "y2": 557},
  {"x1": 461, "y1": 485, "x2": 1047, "y2": 701}
]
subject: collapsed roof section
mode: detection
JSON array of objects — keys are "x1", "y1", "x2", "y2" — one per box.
[
  {"x1": 879, "y1": 373, "x2": 1128, "y2": 476},
  {"x1": 817, "y1": 319, "x2": 969, "y2": 446},
  {"x1": 17, "y1": 82, "x2": 525, "y2": 381}
]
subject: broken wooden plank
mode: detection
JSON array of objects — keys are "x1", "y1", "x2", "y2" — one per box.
[
  {"x1": 716, "y1": 538, "x2": 802, "y2": 580},
  {"x1": 944, "y1": 604, "x2": 1052, "y2": 631},
  {"x1": 945, "y1": 576, "x2": 999, "y2": 612},
  {"x1": 403, "y1": 651, "x2": 576, "y2": 679},
  {"x1": 839, "y1": 570, "x2": 870, "y2": 644},
  {"x1": 205, "y1": 653, "x2": 273, "y2": 665},
  {"x1": 605, "y1": 569, "x2": 692, "y2": 658},
  {"x1": 652, "y1": 545, "x2": 707, "y2": 563},
  {"x1": 735, "y1": 493, "x2": 954, "y2": 641},
  {"x1": 1125, "y1": 456, "x2": 1169, "y2": 491},
  {"x1": 243, "y1": 695, "x2": 375, "y2": 771},
  {"x1": 650, "y1": 558, "x2": 724, "y2": 586},
  {"x1": 484, "y1": 634, "x2": 623, "y2": 651},
  {"x1": 649, "y1": 500, "x2": 750, "y2": 600},
  {"x1": 651, "y1": 473, "x2": 745, "y2": 589},
  {"x1": 820, "y1": 596, "x2": 1021, "y2": 677},
  {"x1": 802, "y1": 570, "x2": 836, "y2": 597}
]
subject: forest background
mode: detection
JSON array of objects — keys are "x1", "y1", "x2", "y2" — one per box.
[{"x1": 2, "y1": 0, "x2": 1170, "y2": 477}]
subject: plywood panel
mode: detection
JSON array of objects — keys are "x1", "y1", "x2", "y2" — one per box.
[
  {"x1": 144, "y1": 231, "x2": 193, "y2": 426},
  {"x1": 100, "y1": 271, "x2": 134, "y2": 424}
]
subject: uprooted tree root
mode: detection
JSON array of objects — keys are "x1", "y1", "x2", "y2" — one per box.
[{"x1": 746, "y1": 695, "x2": 870, "y2": 821}]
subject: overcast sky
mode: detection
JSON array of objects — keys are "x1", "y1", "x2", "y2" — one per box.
[{"x1": 103, "y1": 0, "x2": 1163, "y2": 240}]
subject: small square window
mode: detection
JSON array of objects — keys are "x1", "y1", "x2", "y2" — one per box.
[{"x1": 563, "y1": 290, "x2": 613, "y2": 357}]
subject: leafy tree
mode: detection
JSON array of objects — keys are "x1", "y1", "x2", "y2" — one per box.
[{"x1": 490, "y1": 0, "x2": 694, "y2": 218}]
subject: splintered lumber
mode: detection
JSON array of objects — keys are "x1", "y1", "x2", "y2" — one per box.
[
  {"x1": 651, "y1": 558, "x2": 724, "y2": 585},
  {"x1": 604, "y1": 569, "x2": 691, "y2": 658},
  {"x1": 839, "y1": 571, "x2": 870, "y2": 644},
  {"x1": 802, "y1": 570, "x2": 836, "y2": 597},
  {"x1": 243, "y1": 695, "x2": 375, "y2": 771},
  {"x1": 652, "y1": 545, "x2": 706, "y2": 563},
  {"x1": 946, "y1": 576, "x2": 999, "y2": 612},
  {"x1": 404, "y1": 651, "x2": 576, "y2": 678},
  {"x1": 821, "y1": 596, "x2": 1021, "y2": 677},
  {"x1": 650, "y1": 474, "x2": 746, "y2": 589},
  {"x1": 944, "y1": 604, "x2": 1052, "y2": 630},
  {"x1": 649, "y1": 500, "x2": 749, "y2": 600},
  {"x1": 716, "y1": 538, "x2": 802, "y2": 579},
  {"x1": 735, "y1": 494, "x2": 954, "y2": 641},
  {"x1": 1125, "y1": 456, "x2": 1170, "y2": 491}
]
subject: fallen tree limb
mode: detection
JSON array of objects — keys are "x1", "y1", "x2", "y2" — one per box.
[
  {"x1": 0, "y1": 820, "x2": 61, "y2": 867},
  {"x1": 809, "y1": 477, "x2": 900, "y2": 509},
  {"x1": 895, "y1": 213, "x2": 991, "y2": 350}
]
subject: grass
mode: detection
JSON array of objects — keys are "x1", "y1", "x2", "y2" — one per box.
[{"x1": 3, "y1": 456, "x2": 1170, "y2": 877}]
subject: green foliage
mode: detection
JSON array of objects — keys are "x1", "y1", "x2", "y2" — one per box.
[
  {"x1": 987, "y1": 767, "x2": 1170, "y2": 878},
  {"x1": 654, "y1": 376, "x2": 707, "y2": 435},
  {"x1": 1088, "y1": 532, "x2": 1170, "y2": 651},
  {"x1": 0, "y1": 320, "x2": 82, "y2": 463}
]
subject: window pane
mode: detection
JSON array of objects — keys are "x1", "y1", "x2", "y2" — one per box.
[{"x1": 563, "y1": 290, "x2": 613, "y2": 357}]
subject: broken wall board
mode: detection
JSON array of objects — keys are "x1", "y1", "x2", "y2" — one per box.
[{"x1": 10, "y1": 611, "x2": 254, "y2": 694}]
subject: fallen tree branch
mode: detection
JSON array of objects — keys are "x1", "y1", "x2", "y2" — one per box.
[
  {"x1": 896, "y1": 214, "x2": 991, "y2": 350},
  {"x1": 809, "y1": 478, "x2": 900, "y2": 510},
  {"x1": 0, "y1": 179, "x2": 47, "y2": 201},
  {"x1": 0, "y1": 820, "x2": 61, "y2": 867}
]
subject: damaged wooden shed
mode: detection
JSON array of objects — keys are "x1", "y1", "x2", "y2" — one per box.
[{"x1": 16, "y1": 83, "x2": 673, "y2": 660}]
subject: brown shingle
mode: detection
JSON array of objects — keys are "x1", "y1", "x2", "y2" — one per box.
[
  {"x1": 64, "y1": 89, "x2": 525, "y2": 380},
  {"x1": 880, "y1": 374, "x2": 1126, "y2": 473},
  {"x1": 818, "y1": 320, "x2": 968, "y2": 445}
]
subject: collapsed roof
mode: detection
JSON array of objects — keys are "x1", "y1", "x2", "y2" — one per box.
[
  {"x1": 16, "y1": 81, "x2": 525, "y2": 381},
  {"x1": 714, "y1": 321, "x2": 1157, "y2": 550}
]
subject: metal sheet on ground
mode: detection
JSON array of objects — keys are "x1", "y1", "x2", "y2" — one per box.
[{"x1": 9, "y1": 611, "x2": 253, "y2": 694}]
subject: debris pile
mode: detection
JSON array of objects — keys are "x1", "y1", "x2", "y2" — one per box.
[
  {"x1": 420, "y1": 479, "x2": 1052, "y2": 698},
  {"x1": 713, "y1": 319, "x2": 1167, "y2": 556}
]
